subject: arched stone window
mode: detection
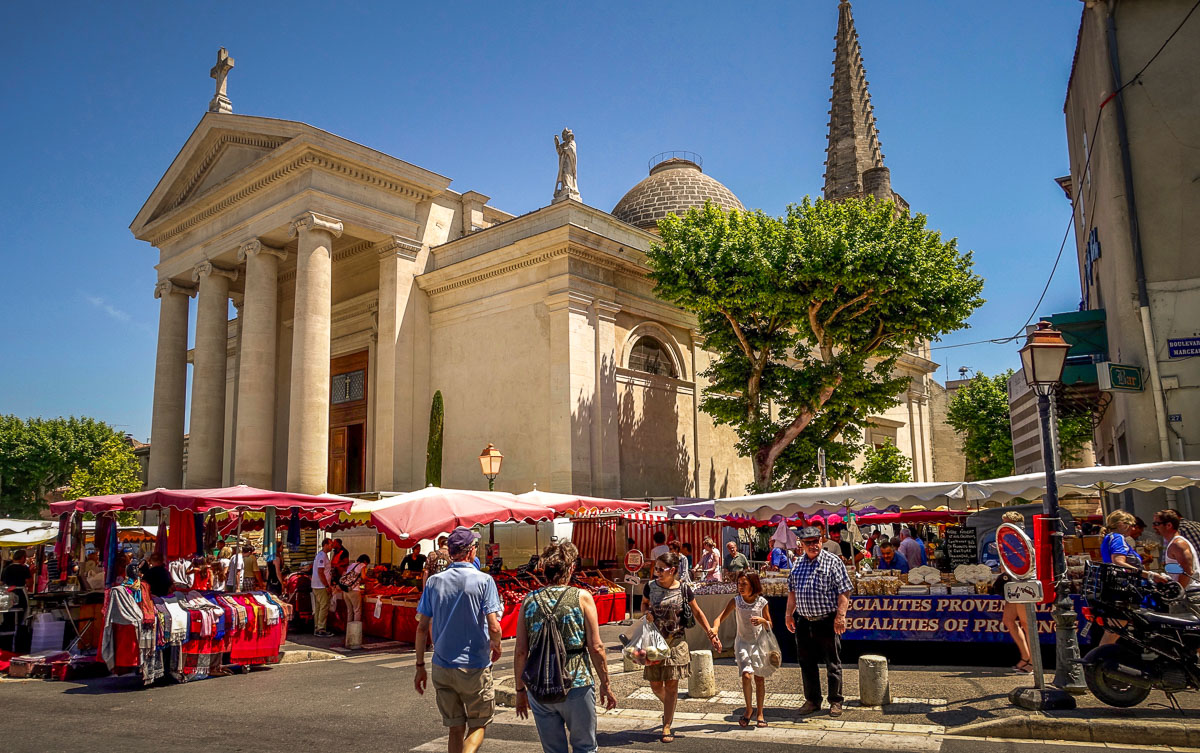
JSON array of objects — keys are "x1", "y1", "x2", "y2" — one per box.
[{"x1": 628, "y1": 336, "x2": 678, "y2": 378}]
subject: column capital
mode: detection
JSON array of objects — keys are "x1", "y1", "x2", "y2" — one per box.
[
  {"x1": 375, "y1": 234, "x2": 422, "y2": 262},
  {"x1": 192, "y1": 261, "x2": 239, "y2": 283},
  {"x1": 593, "y1": 299, "x2": 620, "y2": 322},
  {"x1": 289, "y1": 211, "x2": 344, "y2": 240},
  {"x1": 154, "y1": 280, "x2": 197, "y2": 299},
  {"x1": 237, "y1": 239, "x2": 287, "y2": 263}
]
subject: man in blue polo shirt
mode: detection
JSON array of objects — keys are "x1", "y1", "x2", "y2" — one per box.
[
  {"x1": 875, "y1": 541, "x2": 910, "y2": 574},
  {"x1": 414, "y1": 527, "x2": 503, "y2": 753}
]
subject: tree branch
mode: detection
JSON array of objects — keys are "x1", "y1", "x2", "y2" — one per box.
[{"x1": 823, "y1": 289, "x2": 874, "y2": 328}]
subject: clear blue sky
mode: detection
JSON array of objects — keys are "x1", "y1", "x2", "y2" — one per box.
[{"x1": 0, "y1": 0, "x2": 1084, "y2": 442}]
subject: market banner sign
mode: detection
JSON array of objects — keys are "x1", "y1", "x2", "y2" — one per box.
[
  {"x1": 843, "y1": 595, "x2": 1085, "y2": 643},
  {"x1": 1169, "y1": 337, "x2": 1200, "y2": 359}
]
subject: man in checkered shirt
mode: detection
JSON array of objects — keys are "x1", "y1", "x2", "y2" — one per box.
[{"x1": 786, "y1": 525, "x2": 853, "y2": 717}]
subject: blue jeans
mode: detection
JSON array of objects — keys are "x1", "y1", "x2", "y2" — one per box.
[{"x1": 528, "y1": 685, "x2": 597, "y2": 753}]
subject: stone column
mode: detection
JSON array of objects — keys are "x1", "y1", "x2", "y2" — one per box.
[
  {"x1": 547, "y1": 290, "x2": 595, "y2": 493},
  {"x1": 373, "y1": 235, "x2": 422, "y2": 491},
  {"x1": 287, "y1": 212, "x2": 343, "y2": 494},
  {"x1": 592, "y1": 300, "x2": 621, "y2": 498},
  {"x1": 188, "y1": 261, "x2": 238, "y2": 488},
  {"x1": 234, "y1": 239, "x2": 287, "y2": 488},
  {"x1": 147, "y1": 280, "x2": 195, "y2": 489}
]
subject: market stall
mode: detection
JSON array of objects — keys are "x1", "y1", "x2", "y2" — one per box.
[{"x1": 13, "y1": 486, "x2": 356, "y2": 684}]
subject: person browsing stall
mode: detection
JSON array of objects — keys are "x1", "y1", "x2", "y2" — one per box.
[
  {"x1": 311, "y1": 539, "x2": 335, "y2": 637},
  {"x1": 724, "y1": 541, "x2": 749, "y2": 580},
  {"x1": 414, "y1": 526, "x2": 504, "y2": 753},
  {"x1": 649, "y1": 531, "x2": 669, "y2": 561},
  {"x1": 874, "y1": 541, "x2": 909, "y2": 574},
  {"x1": 786, "y1": 526, "x2": 852, "y2": 718}
]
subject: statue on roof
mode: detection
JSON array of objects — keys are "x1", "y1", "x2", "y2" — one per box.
[
  {"x1": 553, "y1": 128, "x2": 580, "y2": 203},
  {"x1": 208, "y1": 48, "x2": 235, "y2": 114}
]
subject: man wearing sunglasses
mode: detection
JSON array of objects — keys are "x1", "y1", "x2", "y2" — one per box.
[{"x1": 785, "y1": 526, "x2": 852, "y2": 717}]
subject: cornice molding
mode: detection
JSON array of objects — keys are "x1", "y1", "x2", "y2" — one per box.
[
  {"x1": 191, "y1": 261, "x2": 239, "y2": 283},
  {"x1": 237, "y1": 239, "x2": 287, "y2": 263},
  {"x1": 545, "y1": 290, "x2": 594, "y2": 315},
  {"x1": 289, "y1": 211, "x2": 344, "y2": 240},
  {"x1": 421, "y1": 243, "x2": 649, "y2": 297},
  {"x1": 154, "y1": 280, "x2": 197, "y2": 299},
  {"x1": 376, "y1": 234, "x2": 422, "y2": 262},
  {"x1": 143, "y1": 146, "x2": 434, "y2": 247}
]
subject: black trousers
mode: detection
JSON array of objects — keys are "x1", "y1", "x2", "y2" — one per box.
[{"x1": 794, "y1": 613, "x2": 843, "y2": 705}]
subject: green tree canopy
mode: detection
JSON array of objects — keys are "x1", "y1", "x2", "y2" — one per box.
[
  {"x1": 66, "y1": 436, "x2": 144, "y2": 524},
  {"x1": 1, "y1": 416, "x2": 128, "y2": 517},
  {"x1": 945, "y1": 371, "x2": 1016, "y2": 480},
  {"x1": 854, "y1": 439, "x2": 913, "y2": 484},
  {"x1": 647, "y1": 198, "x2": 984, "y2": 491}
]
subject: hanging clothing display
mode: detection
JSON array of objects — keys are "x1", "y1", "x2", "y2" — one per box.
[
  {"x1": 165, "y1": 509, "x2": 194, "y2": 560},
  {"x1": 287, "y1": 507, "x2": 302, "y2": 551},
  {"x1": 263, "y1": 508, "x2": 277, "y2": 563}
]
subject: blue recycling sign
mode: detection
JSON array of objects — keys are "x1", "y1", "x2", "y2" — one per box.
[{"x1": 1169, "y1": 337, "x2": 1200, "y2": 358}]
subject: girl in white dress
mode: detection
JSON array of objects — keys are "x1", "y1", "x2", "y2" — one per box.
[{"x1": 711, "y1": 571, "x2": 774, "y2": 727}]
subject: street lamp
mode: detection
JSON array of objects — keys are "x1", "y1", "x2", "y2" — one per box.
[
  {"x1": 1016, "y1": 321, "x2": 1086, "y2": 706},
  {"x1": 479, "y1": 443, "x2": 503, "y2": 491}
]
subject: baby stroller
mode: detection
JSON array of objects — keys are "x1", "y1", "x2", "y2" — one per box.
[{"x1": 286, "y1": 571, "x2": 313, "y2": 628}]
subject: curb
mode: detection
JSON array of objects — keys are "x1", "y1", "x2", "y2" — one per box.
[
  {"x1": 277, "y1": 649, "x2": 344, "y2": 665},
  {"x1": 948, "y1": 716, "x2": 1200, "y2": 748}
]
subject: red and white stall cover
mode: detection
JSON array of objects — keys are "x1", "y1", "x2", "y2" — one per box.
[{"x1": 571, "y1": 510, "x2": 722, "y2": 563}]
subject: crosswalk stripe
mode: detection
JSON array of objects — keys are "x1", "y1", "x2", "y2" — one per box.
[{"x1": 343, "y1": 653, "x2": 406, "y2": 663}]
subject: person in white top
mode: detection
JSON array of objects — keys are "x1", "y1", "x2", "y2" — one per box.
[
  {"x1": 1154, "y1": 510, "x2": 1200, "y2": 600},
  {"x1": 710, "y1": 571, "x2": 775, "y2": 728},
  {"x1": 648, "y1": 531, "x2": 669, "y2": 562},
  {"x1": 311, "y1": 539, "x2": 334, "y2": 637}
]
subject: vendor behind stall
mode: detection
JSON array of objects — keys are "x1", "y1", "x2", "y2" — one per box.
[
  {"x1": 875, "y1": 542, "x2": 910, "y2": 574},
  {"x1": 2, "y1": 549, "x2": 33, "y2": 591}
]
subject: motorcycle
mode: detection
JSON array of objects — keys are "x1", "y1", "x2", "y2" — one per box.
[{"x1": 1078, "y1": 561, "x2": 1200, "y2": 707}]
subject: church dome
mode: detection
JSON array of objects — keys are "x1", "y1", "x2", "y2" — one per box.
[{"x1": 611, "y1": 152, "x2": 744, "y2": 232}]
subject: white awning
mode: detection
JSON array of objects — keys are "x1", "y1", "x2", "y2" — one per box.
[
  {"x1": 714, "y1": 481, "x2": 967, "y2": 519},
  {"x1": 959, "y1": 461, "x2": 1200, "y2": 504}
]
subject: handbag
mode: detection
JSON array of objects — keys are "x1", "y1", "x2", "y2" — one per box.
[
  {"x1": 338, "y1": 563, "x2": 363, "y2": 592},
  {"x1": 679, "y1": 584, "x2": 696, "y2": 629}
]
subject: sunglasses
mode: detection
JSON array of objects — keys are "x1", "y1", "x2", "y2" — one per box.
[
  {"x1": 1152, "y1": 521, "x2": 1166, "y2": 527},
  {"x1": 802, "y1": 539, "x2": 821, "y2": 546},
  {"x1": 653, "y1": 566, "x2": 675, "y2": 573}
]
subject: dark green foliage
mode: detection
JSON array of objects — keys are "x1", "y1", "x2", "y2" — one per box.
[{"x1": 425, "y1": 391, "x2": 444, "y2": 488}]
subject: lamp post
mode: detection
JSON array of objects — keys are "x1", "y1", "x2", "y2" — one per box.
[
  {"x1": 479, "y1": 443, "x2": 503, "y2": 491},
  {"x1": 1016, "y1": 321, "x2": 1086, "y2": 707}
]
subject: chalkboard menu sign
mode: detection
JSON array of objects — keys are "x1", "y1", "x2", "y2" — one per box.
[{"x1": 945, "y1": 527, "x2": 978, "y2": 567}]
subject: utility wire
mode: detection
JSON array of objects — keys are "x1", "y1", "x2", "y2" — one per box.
[{"x1": 932, "y1": 0, "x2": 1199, "y2": 353}]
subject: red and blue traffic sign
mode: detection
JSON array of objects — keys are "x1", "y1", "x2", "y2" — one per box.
[{"x1": 997, "y1": 522, "x2": 1036, "y2": 581}]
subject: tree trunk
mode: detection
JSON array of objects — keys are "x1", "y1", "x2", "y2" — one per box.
[{"x1": 750, "y1": 378, "x2": 842, "y2": 492}]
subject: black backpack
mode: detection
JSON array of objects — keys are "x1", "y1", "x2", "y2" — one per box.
[{"x1": 521, "y1": 588, "x2": 572, "y2": 703}]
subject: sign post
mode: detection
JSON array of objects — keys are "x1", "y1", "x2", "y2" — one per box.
[
  {"x1": 623, "y1": 549, "x2": 644, "y2": 624},
  {"x1": 997, "y1": 522, "x2": 1044, "y2": 691}
]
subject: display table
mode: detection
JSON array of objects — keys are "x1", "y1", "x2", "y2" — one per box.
[{"x1": 684, "y1": 593, "x2": 737, "y2": 658}]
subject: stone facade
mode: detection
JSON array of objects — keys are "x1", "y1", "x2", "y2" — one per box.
[{"x1": 1060, "y1": 0, "x2": 1200, "y2": 518}]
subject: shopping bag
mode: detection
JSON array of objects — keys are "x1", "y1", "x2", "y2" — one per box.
[
  {"x1": 756, "y1": 627, "x2": 783, "y2": 672},
  {"x1": 622, "y1": 616, "x2": 671, "y2": 666}
]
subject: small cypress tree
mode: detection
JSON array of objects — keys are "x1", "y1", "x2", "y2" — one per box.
[{"x1": 425, "y1": 391, "x2": 444, "y2": 487}]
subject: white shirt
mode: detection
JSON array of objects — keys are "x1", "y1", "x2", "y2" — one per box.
[
  {"x1": 649, "y1": 545, "x2": 670, "y2": 561},
  {"x1": 312, "y1": 550, "x2": 330, "y2": 589},
  {"x1": 225, "y1": 553, "x2": 244, "y2": 589},
  {"x1": 822, "y1": 540, "x2": 841, "y2": 556}
]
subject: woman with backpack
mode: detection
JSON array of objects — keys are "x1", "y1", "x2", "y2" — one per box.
[
  {"x1": 340, "y1": 554, "x2": 370, "y2": 623},
  {"x1": 643, "y1": 551, "x2": 721, "y2": 743},
  {"x1": 514, "y1": 541, "x2": 617, "y2": 753}
]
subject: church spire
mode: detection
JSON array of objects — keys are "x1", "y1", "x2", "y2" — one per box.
[{"x1": 822, "y1": 0, "x2": 886, "y2": 201}]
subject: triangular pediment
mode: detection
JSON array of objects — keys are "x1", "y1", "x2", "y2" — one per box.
[{"x1": 132, "y1": 115, "x2": 297, "y2": 233}]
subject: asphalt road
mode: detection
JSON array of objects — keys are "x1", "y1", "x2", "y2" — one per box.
[{"x1": 0, "y1": 645, "x2": 1183, "y2": 753}]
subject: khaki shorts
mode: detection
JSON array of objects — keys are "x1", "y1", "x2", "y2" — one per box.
[{"x1": 431, "y1": 665, "x2": 494, "y2": 729}]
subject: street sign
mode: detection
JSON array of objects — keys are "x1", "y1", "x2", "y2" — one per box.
[
  {"x1": 997, "y1": 522, "x2": 1036, "y2": 581},
  {"x1": 624, "y1": 549, "x2": 644, "y2": 573},
  {"x1": 624, "y1": 574, "x2": 641, "y2": 586},
  {"x1": 1168, "y1": 337, "x2": 1200, "y2": 359},
  {"x1": 1097, "y1": 362, "x2": 1143, "y2": 392},
  {"x1": 1004, "y1": 580, "x2": 1044, "y2": 603}
]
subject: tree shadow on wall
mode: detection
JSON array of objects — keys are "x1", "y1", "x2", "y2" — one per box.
[{"x1": 614, "y1": 362, "x2": 692, "y2": 498}]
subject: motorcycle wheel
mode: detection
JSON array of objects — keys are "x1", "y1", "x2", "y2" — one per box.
[{"x1": 1082, "y1": 645, "x2": 1151, "y2": 708}]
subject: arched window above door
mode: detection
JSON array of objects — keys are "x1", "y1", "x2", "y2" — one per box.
[{"x1": 628, "y1": 336, "x2": 678, "y2": 379}]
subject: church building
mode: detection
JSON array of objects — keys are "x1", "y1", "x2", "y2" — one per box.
[{"x1": 133, "y1": 1, "x2": 953, "y2": 498}]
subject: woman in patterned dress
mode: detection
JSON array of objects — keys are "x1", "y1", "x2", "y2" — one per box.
[{"x1": 642, "y1": 552, "x2": 721, "y2": 743}]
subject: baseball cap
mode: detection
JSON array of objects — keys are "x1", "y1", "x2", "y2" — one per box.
[
  {"x1": 447, "y1": 526, "x2": 481, "y2": 556},
  {"x1": 798, "y1": 526, "x2": 821, "y2": 542}
]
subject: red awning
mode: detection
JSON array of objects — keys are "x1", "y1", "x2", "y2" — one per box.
[
  {"x1": 516, "y1": 490, "x2": 650, "y2": 516},
  {"x1": 854, "y1": 510, "x2": 970, "y2": 524},
  {"x1": 49, "y1": 494, "x2": 129, "y2": 515},
  {"x1": 119, "y1": 485, "x2": 356, "y2": 513},
  {"x1": 369, "y1": 487, "x2": 555, "y2": 547}
]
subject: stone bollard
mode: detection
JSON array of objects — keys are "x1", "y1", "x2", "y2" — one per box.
[
  {"x1": 688, "y1": 649, "x2": 717, "y2": 698},
  {"x1": 345, "y1": 621, "x2": 363, "y2": 650},
  {"x1": 858, "y1": 654, "x2": 891, "y2": 707},
  {"x1": 623, "y1": 652, "x2": 639, "y2": 673}
]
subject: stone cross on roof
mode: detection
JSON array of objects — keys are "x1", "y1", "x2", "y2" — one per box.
[{"x1": 208, "y1": 47, "x2": 235, "y2": 114}]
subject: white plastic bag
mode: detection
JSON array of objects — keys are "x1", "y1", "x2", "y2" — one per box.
[
  {"x1": 756, "y1": 627, "x2": 783, "y2": 674},
  {"x1": 623, "y1": 616, "x2": 671, "y2": 666}
]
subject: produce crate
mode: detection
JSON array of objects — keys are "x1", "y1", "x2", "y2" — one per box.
[{"x1": 391, "y1": 599, "x2": 420, "y2": 643}]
